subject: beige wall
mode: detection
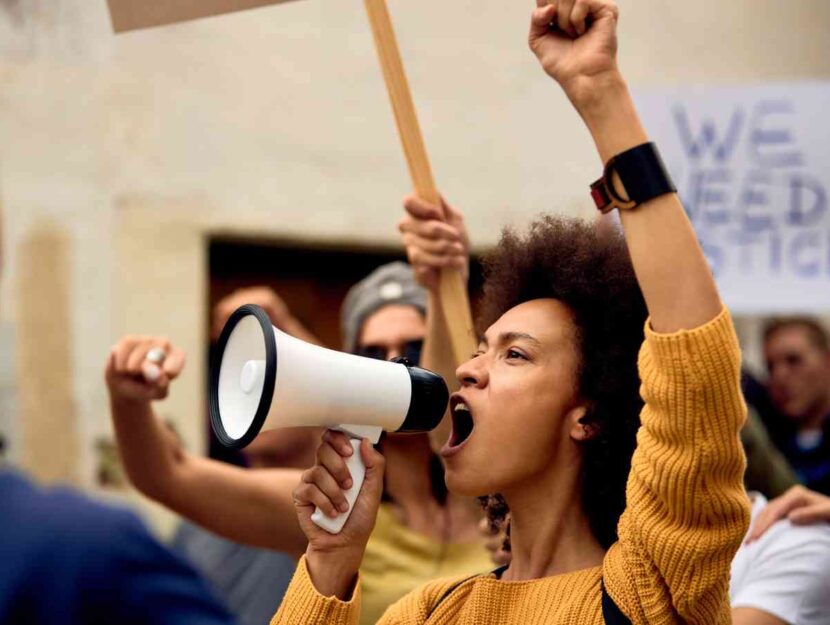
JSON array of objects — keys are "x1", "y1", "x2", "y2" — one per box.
[{"x1": 0, "y1": 0, "x2": 828, "y2": 530}]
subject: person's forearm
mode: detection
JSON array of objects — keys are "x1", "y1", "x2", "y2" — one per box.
[
  {"x1": 110, "y1": 397, "x2": 184, "y2": 503},
  {"x1": 577, "y1": 72, "x2": 721, "y2": 333},
  {"x1": 111, "y1": 394, "x2": 307, "y2": 556},
  {"x1": 421, "y1": 292, "x2": 459, "y2": 454}
]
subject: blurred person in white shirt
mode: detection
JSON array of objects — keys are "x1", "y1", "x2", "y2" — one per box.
[{"x1": 731, "y1": 486, "x2": 830, "y2": 625}]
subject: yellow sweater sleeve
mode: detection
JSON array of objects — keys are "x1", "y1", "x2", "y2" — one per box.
[
  {"x1": 604, "y1": 308, "x2": 751, "y2": 625},
  {"x1": 270, "y1": 556, "x2": 361, "y2": 625}
]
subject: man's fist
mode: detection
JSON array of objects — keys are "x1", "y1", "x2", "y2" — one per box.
[{"x1": 105, "y1": 336, "x2": 186, "y2": 404}]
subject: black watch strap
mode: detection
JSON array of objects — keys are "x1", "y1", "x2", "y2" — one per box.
[{"x1": 590, "y1": 142, "x2": 676, "y2": 213}]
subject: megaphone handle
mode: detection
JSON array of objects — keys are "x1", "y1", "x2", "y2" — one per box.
[{"x1": 310, "y1": 438, "x2": 366, "y2": 535}]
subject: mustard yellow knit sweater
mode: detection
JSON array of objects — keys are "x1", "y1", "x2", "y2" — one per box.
[{"x1": 272, "y1": 308, "x2": 751, "y2": 625}]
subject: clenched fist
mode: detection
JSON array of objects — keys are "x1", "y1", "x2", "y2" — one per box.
[
  {"x1": 105, "y1": 336, "x2": 186, "y2": 405},
  {"x1": 529, "y1": 0, "x2": 621, "y2": 107}
]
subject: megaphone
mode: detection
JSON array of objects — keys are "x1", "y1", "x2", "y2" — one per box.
[{"x1": 209, "y1": 304, "x2": 449, "y2": 534}]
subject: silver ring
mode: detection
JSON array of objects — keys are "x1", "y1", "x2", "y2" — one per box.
[{"x1": 146, "y1": 347, "x2": 167, "y2": 365}]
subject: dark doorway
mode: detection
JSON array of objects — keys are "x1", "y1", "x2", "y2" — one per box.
[{"x1": 209, "y1": 238, "x2": 484, "y2": 349}]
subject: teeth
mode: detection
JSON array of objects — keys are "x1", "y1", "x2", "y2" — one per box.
[{"x1": 453, "y1": 402, "x2": 470, "y2": 413}]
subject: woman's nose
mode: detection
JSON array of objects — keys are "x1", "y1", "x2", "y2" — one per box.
[{"x1": 456, "y1": 355, "x2": 486, "y2": 388}]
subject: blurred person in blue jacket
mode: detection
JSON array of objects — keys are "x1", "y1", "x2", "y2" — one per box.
[{"x1": 0, "y1": 210, "x2": 236, "y2": 625}]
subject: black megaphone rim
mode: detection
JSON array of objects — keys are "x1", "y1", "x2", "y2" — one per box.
[{"x1": 209, "y1": 304, "x2": 277, "y2": 450}]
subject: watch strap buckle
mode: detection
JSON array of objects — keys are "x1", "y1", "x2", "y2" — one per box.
[{"x1": 589, "y1": 142, "x2": 676, "y2": 213}]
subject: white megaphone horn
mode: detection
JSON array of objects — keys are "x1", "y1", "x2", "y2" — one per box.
[{"x1": 209, "y1": 304, "x2": 449, "y2": 534}]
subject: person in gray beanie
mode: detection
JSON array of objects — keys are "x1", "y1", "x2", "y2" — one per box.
[{"x1": 341, "y1": 261, "x2": 428, "y2": 356}]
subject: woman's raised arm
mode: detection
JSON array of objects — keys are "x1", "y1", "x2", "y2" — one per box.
[{"x1": 529, "y1": 0, "x2": 721, "y2": 333}]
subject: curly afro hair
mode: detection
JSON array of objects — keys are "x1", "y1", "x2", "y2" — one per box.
[{"x1": 477, "y1": 215, "x2": 647, "y2": 550}]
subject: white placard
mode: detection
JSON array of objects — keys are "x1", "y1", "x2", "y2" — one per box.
[{"x1": 636, "y1": 83, "x2": 830, "y2": 314}]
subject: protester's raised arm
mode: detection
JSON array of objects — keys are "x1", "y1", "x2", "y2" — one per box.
[
  {"x1": 529, "y1": 4, "x2": 749, "y2": 621},
  {"x1": 529, "y1": 0, "x2": 720, "y2": 333},
  {"x1": 106, "y1": 336, "x2": 307, "y2": 558}
]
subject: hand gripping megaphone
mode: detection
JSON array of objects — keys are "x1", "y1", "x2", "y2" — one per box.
[{"x1": 209, "y1": 304, "x2": 449, "y2": 534}]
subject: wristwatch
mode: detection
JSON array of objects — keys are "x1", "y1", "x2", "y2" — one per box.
[{"x1": 590, "y1": 142, "x2": 676, "y2": 213}]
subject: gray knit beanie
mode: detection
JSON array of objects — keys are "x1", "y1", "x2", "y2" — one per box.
[{"x1": 341, "y1": 262, "x2": 427, "y2": 353}]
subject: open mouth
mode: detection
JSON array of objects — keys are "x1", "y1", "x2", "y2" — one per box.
[{"x1": 445, "y1": 395, "x2": 475, "y2": 453}]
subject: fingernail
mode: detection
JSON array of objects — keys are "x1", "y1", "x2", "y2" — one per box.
[
  {"x1": 143, "y1": 364, "x2": 161, "y2": 382},
  {"x1": 343, "y1": 445, "x2": 353, "y2": 456},
  {"x1": 339, "y1": 501, "x2": 350, "y2": 513},
  {"x1": 343, "y1": 479, "x2": 353, "y2": 490}
]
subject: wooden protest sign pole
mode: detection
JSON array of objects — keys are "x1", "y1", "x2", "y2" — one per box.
[
  {"x1": 363, "y1": 0, "x2": 476, "y2": 365},
  {"x1": 106, "y1": 0, "x2": 477, "y2": 365}
]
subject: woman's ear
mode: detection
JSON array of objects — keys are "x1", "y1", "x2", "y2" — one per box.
[{"x1": 569, "y1": 405, "x2": 600, "y2": 442}]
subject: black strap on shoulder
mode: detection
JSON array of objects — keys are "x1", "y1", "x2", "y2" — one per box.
[
  {"x1": 601, "y1": 580, "x2": 632, "y2": 625},
  {"x1": 425, "y1": 572, "x2": 483, "y2": 621},
  {"x1": 425, "y1": 566, "x2": 509, "y2": 620}
]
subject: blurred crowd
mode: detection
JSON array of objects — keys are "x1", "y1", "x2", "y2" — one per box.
[
  {"x1": 3, "y1": 203, "x2": 830, "y2": 625},
  {"x1": 1, "y1": 1, "x2": 829, "y2": 624}
]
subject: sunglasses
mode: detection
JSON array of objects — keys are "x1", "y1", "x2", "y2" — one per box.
[{"x1": 354, "y1": 339, "x2": 423, "y2": 366}]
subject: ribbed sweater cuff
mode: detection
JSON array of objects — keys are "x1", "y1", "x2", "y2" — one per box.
[
  {"x1": 643, "y1": 306, "x2": 740, "y2": 386},
  {"x1": 271, "y1": 555, "x2": 360, "y2": 625}
]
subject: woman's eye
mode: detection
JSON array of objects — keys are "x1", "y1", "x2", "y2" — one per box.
[{"x1": 506, "y1": 349, "x2": 526, "y2": 361}]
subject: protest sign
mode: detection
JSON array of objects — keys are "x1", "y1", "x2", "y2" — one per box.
[
  {"x1": 106, "y1": 0, "x2": 297, "y2": 33},
  {"x1": 637, "y1": 83, "x2": 830, "y2": 313}
]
